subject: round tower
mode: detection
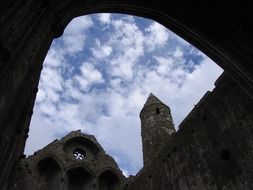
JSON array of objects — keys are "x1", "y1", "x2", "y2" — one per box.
[{"x1": 140, "y1": 93, "x2": 175, "y2": 166}]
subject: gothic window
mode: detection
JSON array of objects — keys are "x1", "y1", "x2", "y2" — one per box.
[
  {"x1": 156, "y1": 107, "x2": 160, "y2": 114},
  {"x1": 73, "y1": 149, "x2": 86, "y2": 160}
]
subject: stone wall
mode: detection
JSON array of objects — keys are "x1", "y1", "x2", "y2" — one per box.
[
  {"x1": 10, "y1": 131, "x2": 129, "y2": 190},
  {"x1": 1, "y1": 0, "x2": 253, "y2": 188},
  {"x1": 130, "y1": 73, "x2": 253, "y2": 190}
]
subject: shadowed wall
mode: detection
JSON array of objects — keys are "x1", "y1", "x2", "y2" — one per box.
[
  {"x1": 0, "y1": 0, "x2": 253, "y2": 189},
  {"x1": 130, "y1": 73, "x2": 253, "y2": 189}
]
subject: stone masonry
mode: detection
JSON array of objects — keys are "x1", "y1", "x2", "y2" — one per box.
[
  {"x1": 9, "y1": 72, "x2": 253, "y2": 189},
  {"x1": 140, "y1": 93, "x2": 175, "y2": 166},
  {"x1": 11, "y1": 130, "x2": 129, "y2": 190},
  {"x1": 1, "y1": 0, "x2": 253, "y2": 189}
]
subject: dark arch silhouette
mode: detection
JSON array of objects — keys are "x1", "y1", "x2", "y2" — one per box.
[
  {"x1": 35, "y1": 157, "x2": 62, "y2": 190},
  {"x1": 32, "y1": 153, "x2": 64, "y2": 171},
  {"x1": 98, "y1": 170, "x2": 121, "y2": 190},
  {"x1": 63, "y1": 136, "x2": 102, "y2": 156},
  {"x1": 0, "y1": 0, "x2": 253, "y2": 188},
  {"x1": 66, "y1": 167, "x2": 93, "y2": 190},
  {"x1": 50, "y1": 1, "x2": 253, "y2": 96}
]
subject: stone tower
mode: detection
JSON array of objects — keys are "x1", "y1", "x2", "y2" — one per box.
[{"x1": 140, "y1": 93, "x2": 175, "y2": 166}]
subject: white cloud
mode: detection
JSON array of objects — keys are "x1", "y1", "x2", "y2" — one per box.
[
  {"x1": 75, "y1": 62, "x2": 104, "y2": 91},
  {"x1": 80, "y1": 63, "x2": 103, "y2": 82},
  {"x1": 173, "y1": 47, "x2": 183, "y2": 58},
  {"x1": 62, "y1": 16, "x2": 93, "y2": 53},
  {"x1": 43, "y1": 48, "x2": 65, "y2": 68},
  {"x1": 91, "y1": 39, "x2": 113, "y2": 59},
  {"x1": 25, "y1": 108, "x2": 65, "y2": 155},
  {"x1": 144, "y1": 22, "x2": 169, "y2": 51},
  {"x1": 154, "y1": 56, "x2": 174, "y2": 76},
  {"x1": 97, "y1": 13, "x2": 111, "y2": 24},
  {"x1": 36, "y1": 88, "x2": 46, "y2": 103},
  {"x1": 40, "y1": 66, "x2": 63, "y2": 92},
  {"x1": 111, "y1": 61, "x2": 134, "y2": 81},
  {"x1": 107, "y1": 18, "x2": 144, "y2": 80},
  {"x1": 62, "y1": 79, "x2": 83, "y2": 100},
  {"x1": 39, "y1": 100, "x2": 57, "y2": 116}
]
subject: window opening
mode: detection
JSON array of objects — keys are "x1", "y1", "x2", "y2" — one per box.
[
  {"x1": 156, "y1": 108, "x2": 160, "y2": 114},
  {"x1": 73, "y1": 149, "x2": 86, "y2": 160}
]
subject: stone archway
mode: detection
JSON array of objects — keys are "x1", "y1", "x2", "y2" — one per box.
[
  {"x1": 0, "y1": 0, "x2": 253, "y2": 189},
  {"x1": 66, "y1": 167, "x2": 93, "y2": 190},
  {"x1": 98, "y1": 170, "x2": 121, "y2": 190},
  {"x1": 35, "y1": 157, "x2": 62, "y2": 190}
]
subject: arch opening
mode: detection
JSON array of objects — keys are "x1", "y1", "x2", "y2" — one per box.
[
  {"x1": 156, "y1": 107, "x2": 160, "y2": 114},
  {"x1": 1, "y1": 1, "x2": 252, "y2": 190},
  {"x1": 99, "y1": 170, "x2": 121, "y2": 190},
  {"x1": 54, "y1": 2, "x2": 247, "y2": 88},
  {"x1": 35, "y1": 157, "x2": 62, "y2": 190},
  {"x1": 63, "y1": 137, "x2": 100, "y2": 156},
  {"x1": 67, "y1": 167, "x2": 93, "y2": 190},
  {"x1": 25, "y1": 13, "x2": 223, "y2": 176}
]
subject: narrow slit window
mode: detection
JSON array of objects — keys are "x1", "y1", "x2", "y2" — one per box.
[{"x1": 156, "y1": 108, "x2": 160, "y2": 114}]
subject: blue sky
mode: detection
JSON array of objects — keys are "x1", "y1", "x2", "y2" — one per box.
[{"x1": 24, "y1": 13, "x2": 223, "y2": 176}]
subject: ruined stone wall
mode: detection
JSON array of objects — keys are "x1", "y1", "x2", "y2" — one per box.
[
  {"x1": 1, "y1": 0, "x2": 253, "y2": 189},
  {"x1": 130, "y1": 73, "x2": 253, "y2": 190},
  {"x1": 10, "y1": 131, "x2": 128, "y2": 190}
]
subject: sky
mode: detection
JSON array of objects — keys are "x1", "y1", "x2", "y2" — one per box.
[{"x1": 24, "y1": 13, "x2": 223, "y2": 176}]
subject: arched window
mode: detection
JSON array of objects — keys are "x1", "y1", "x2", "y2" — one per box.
[
  {"x1": 156, "y1": 107, "x2": 160, "y2": 114},
  {"x1": 67, "y1": 167, "x2": 92, "y2": 190},
  {"x1": 99, "y1": 170, "x2": 120, "y2": 190},
  {"x1": 36, "y1": 157, "x2": 61, "y2": 190}
]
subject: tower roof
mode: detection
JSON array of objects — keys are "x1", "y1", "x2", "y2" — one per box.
[
  {"x1": 140, "y1": 93, "x2": 171, "y2": 117},
  {"x1": 144, "y1": 93, "x2": 165, "y2": 107}
]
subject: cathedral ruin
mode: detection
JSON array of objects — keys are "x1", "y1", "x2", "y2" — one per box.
[
  {"x1": 10, "y1": 93, "x2": 177, "y2": 190},
  {"x1": 9, "y1": 78, "x2": 253, "y2": 189},
  {"x1": 1, "y1": 0, "x2": 253, "y2": 189},
  {"x1": 11, "y1": 131, "x2": 128, "y2": 190}
]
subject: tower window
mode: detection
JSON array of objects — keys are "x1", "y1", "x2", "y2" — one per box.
[
  {"x1": 73, "y1": 149, "x2": 86, "y2": 160},
  {"x1": 156, "y1": 107, "x2": 160, "y2": 114},
  {"x1": 220, "y1": 149, "x2": 230, "y2": 161}
]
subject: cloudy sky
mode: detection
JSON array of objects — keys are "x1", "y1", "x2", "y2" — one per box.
[{"x1": 24, "y1": 13, "x2": 223, "y2": 176}]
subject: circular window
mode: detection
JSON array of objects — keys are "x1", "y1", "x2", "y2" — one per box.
[{"x1": 73, "y1": 149, "x2": 86, "y2": 160}]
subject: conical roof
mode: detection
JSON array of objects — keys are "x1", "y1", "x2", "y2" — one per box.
[{"x1": 144, "y1": 93, "x2": 165, "y2": 107}]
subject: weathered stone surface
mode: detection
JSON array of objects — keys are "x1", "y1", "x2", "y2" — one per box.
[
  {"x1": 10, "y1": 130, "x2": 127, "y2": 190},
  {"x1": 0, "y1": 0, "x2": 253, "y2": 189},
  {"x1": 9, "y1": 72, "x2": 253, "y2": 190},
  {"x1": 130, "y1": 73, "x2": 253, "y2": 190},
  {"x1": 140, "y1": 93, "x2": 175, "y2": 166}
]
